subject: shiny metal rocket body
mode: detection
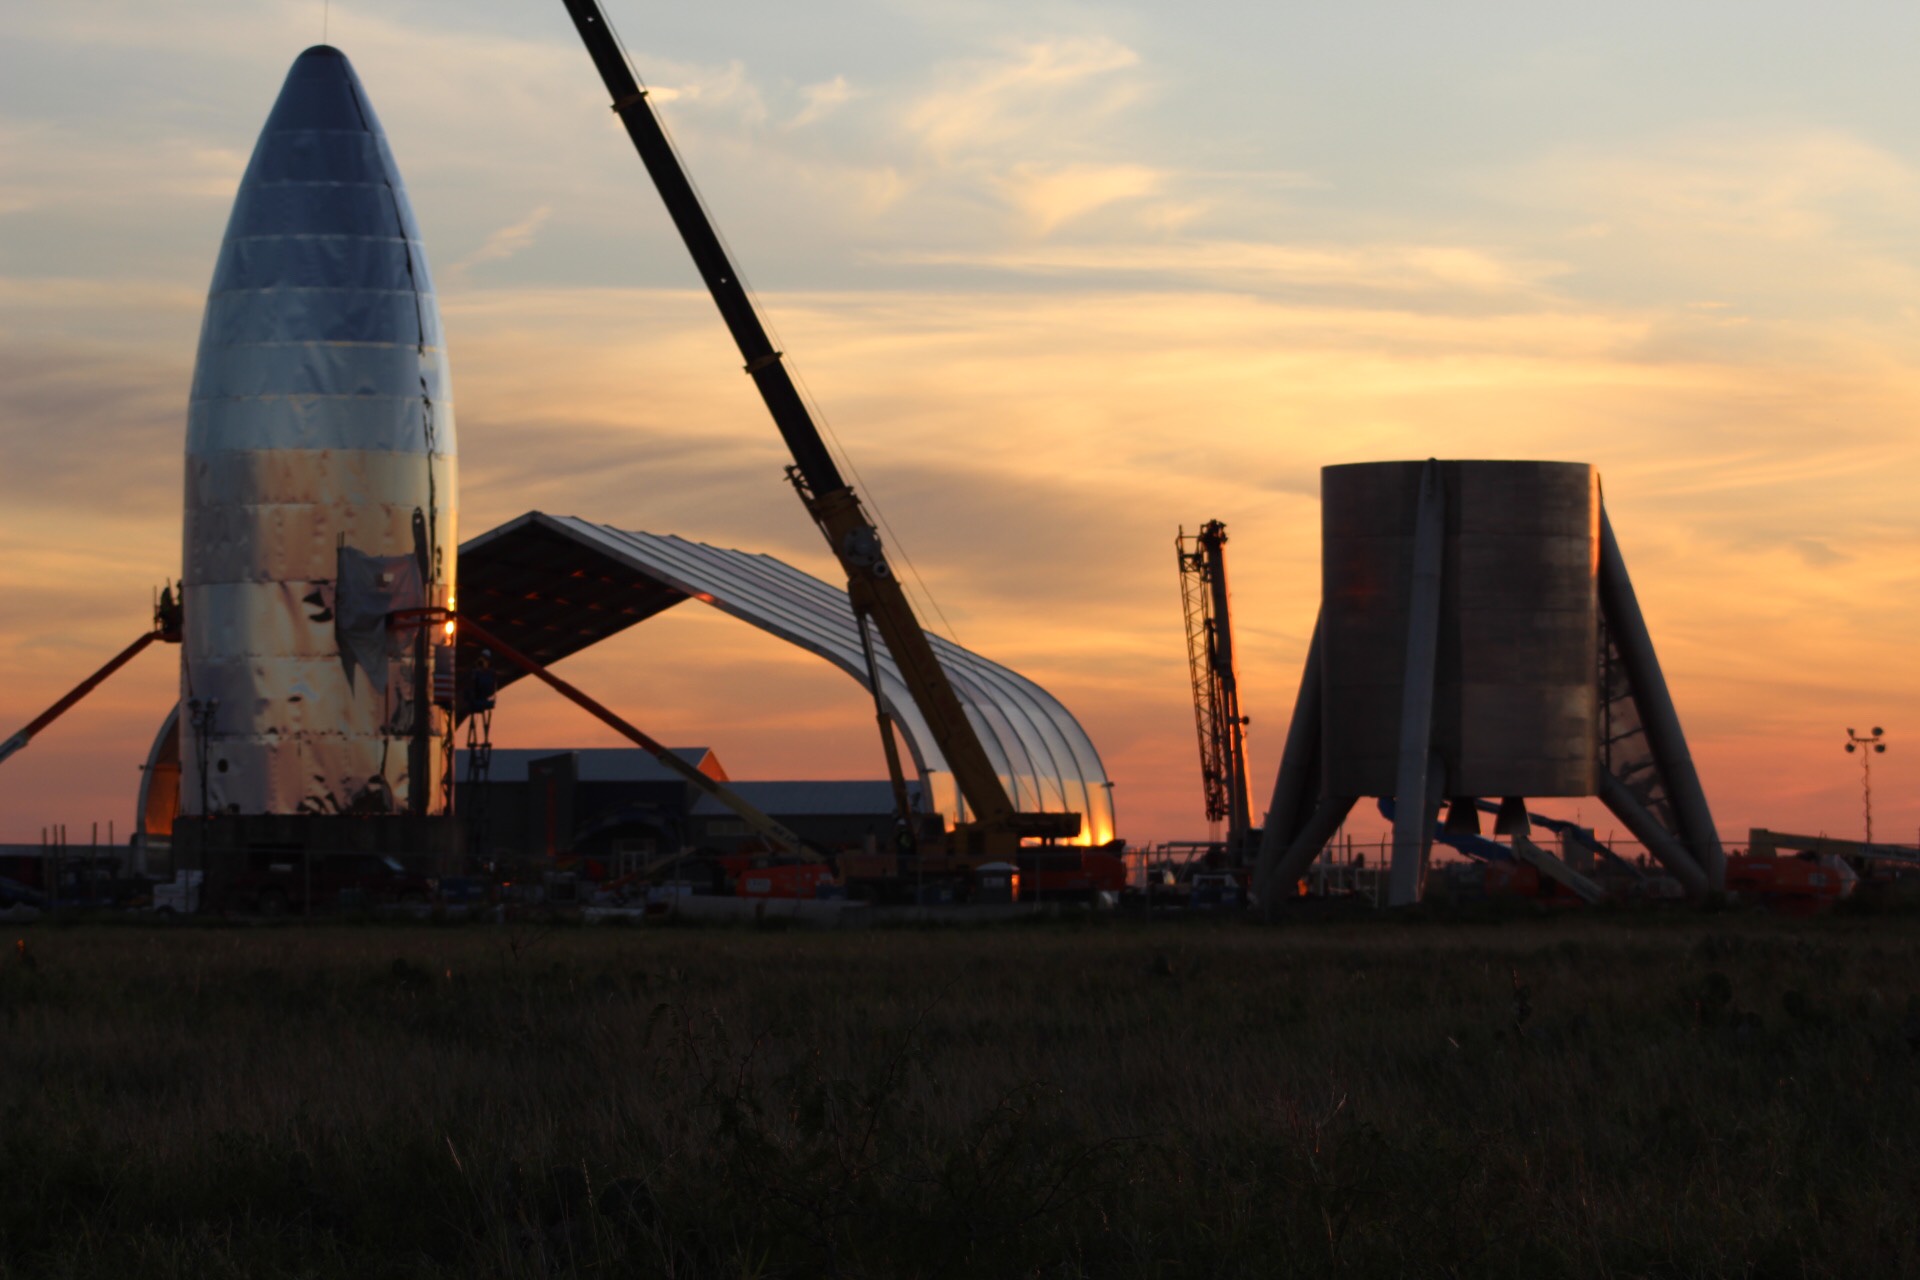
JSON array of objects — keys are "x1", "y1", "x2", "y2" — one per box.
[{"x1": 181, "y1": 46, "x2": 456, "y2": 819}]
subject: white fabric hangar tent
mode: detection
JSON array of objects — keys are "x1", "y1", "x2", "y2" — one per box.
[{"x1": 453, "y1": 513, "x2": 1116, "y2": 845}]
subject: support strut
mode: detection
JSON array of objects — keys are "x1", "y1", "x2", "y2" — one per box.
[{"x1": 452, "y1": 615, "x2": 816, "y2": 861}]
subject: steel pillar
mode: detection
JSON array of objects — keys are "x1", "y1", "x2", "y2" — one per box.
[
  {"x1": 1597, "y1": 771, "x2": 1708, "y2": 897},
  {"x1": 1598, "y1": 511, "x2": 1725, "y2": 891},
  {"x1": 1387, "y1": 461, "x2": 1446, "y2": 907},
  {"x1": 1261, "y1": 794, "x2": 1358, "y2": 917},
  {"x1": 1252, "y1": 614, "x2": 1323, "y2": 907}
]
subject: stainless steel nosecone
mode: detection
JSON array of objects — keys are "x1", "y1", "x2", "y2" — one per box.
[{"x1": 180, "y1": 45, "x2": 457, "y2": 818}]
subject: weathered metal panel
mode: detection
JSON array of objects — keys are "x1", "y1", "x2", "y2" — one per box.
[
  {"x1": 180, "y1": 46, "x2": 455, "y2": 819},
  {"x1": 1322, "y1": 461, "x2": 1599, "y2": 799}
]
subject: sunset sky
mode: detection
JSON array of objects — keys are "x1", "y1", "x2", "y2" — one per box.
[{"x1": 6, "y1": 0, "x2": 1920, "y2": 849}]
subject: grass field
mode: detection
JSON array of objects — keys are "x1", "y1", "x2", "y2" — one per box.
[{"x1": 3, "y1": 909, "x2": 1920, "y2": 1278}]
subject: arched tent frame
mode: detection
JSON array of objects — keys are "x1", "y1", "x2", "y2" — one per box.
[{"x1": 453, "y1": 513, "x2": 1116, "y2": 845}]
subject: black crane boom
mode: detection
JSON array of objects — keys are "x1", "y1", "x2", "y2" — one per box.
[
  {"x1": 559, "y1": 4, "x2": 842, "y2": 492},
  {"x1": 557, "y1": 0, "x2": 1080, "y2": 854}
]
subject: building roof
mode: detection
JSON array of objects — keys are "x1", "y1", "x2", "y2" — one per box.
[
  {"x1": 456, "y1": 513, "x2": 1114, "y2": 844},
  {"x1": 456, "y1": 747, "x2": 726, "y2": 785},
  {"x1": 690, "y1": 780, "x2": 922, "y2": 819}
]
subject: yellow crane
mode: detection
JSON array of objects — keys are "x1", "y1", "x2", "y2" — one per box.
[{"x1": 556, "y1": 1, "x2": 1082, "y2": 867}]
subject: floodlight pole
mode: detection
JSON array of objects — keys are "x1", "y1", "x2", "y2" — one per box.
[{"x1": 1844, "y1": 726, "x2": 1886, "y2": 845}]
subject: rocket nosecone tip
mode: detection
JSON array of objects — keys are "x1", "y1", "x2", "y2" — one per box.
[
  {"x1": 259, "y1": 44, "x2": 378, "y2": 138},
  {"x1": 179, "y1": 44, "x2": 456, "y2": 820},
  {"x1": 189, "y1": 40, "x2": 453, "y2": 459}
]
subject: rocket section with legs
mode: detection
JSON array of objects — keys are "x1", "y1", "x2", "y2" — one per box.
[
  {"x1": 180, "y1": 45, "x2": 456, "y2": 820},
  {"x1": 1252, "y1": 460, "x2": 1724, "y2": 908}
]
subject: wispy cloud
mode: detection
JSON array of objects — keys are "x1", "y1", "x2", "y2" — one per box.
[
  {"x1": 904, "y1": 37, "x2": 1144, "y2": 161},
  {"x1": 647, "y1": 59, "x2": 769, "y2": 126},
  {"x1": 0, "y1": 122, "x2": 246, "y2": 214},
  {"x1": 884, "y1": 239, "x2": 1565, "y2": 298},
  {"x1": 450, "y1": 204, "x2": 553, "y2": 280},
  {"x1": 1533, "y1": 127, "x2": 1920, "y2": 242},
  {"x1": 995, "y1": 162, "x2": 1163, "y2": 234},
  {"x1": 786, "y1": 75, "x2": 854, "y2": 131},
  {"x1": 1506, "y1": 127, "x2": 1920, "y2": 320}
]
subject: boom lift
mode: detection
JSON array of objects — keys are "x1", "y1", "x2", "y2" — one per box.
[
  {"x1": 1, "y1": 587, "x2": 182, "y2": 768},
  {"x1": 1176, "y1": 522, "x2": 1252, "y2": 861},
  {"x1": 557, "y1": 1, "x2": 1081, "y2": 864}
]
